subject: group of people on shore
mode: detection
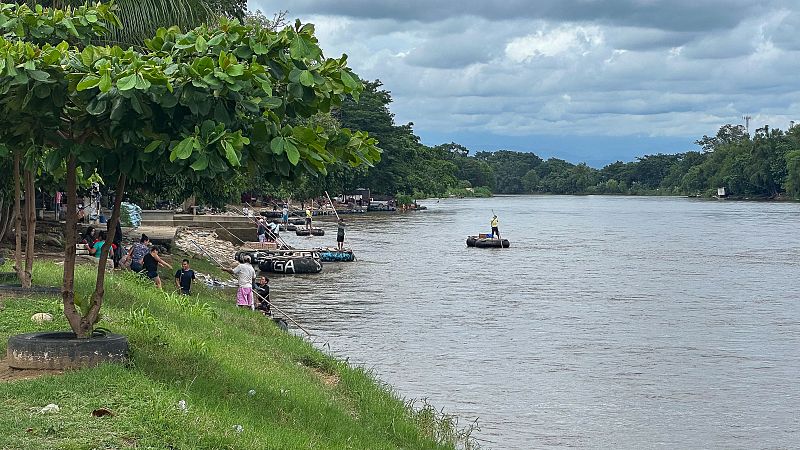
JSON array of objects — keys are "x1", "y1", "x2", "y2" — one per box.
[
  {"x1": 79, "y1": 224, "x2": 123, "y2": 267},
  {"x1": 123, "y1": 233, "x2": 273, "y2": 317}
]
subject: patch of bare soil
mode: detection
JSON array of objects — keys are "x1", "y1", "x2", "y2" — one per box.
[{"x1": 0, "y1": 359, "x2": 63, "y2": 383}]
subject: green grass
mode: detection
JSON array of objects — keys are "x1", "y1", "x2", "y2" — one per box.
[{"x1": 0, "y1": 262, "x2": 475, "y2": 449}]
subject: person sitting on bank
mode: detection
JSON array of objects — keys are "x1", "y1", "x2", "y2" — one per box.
[
  {"x1": 336, "y1": 218, "x2": 346, "y2": 250},
  {"x1": 92, "y1": 231, "x2": 107, "y2": 258},
  {"x1": 491, "y1": 214, "x2": 500, "y2": 240},
  {"x1": 174, "y1": 259, "x2": 196, "y2": 295},
  {"x1": 143, "y1": 246, "x2": 172, "y2": 289},
  {"x1": 305, "y1": 207, "x2": 313, "y2": 229},
  {"x1": 253, "y1": 275, "x2": 271, "y2": 316}
]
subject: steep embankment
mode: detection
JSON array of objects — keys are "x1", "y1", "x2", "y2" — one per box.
[{"x1": 0, "y1": 262, "x2": 462, "y2": 449}]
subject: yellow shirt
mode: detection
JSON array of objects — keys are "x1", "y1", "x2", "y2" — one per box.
[
  {"x1": 491, "y1": 217, "x2": 498, "y2": 227},
  {"x1": 306, "y1": 209, "x2": 312, "y2": 218}
]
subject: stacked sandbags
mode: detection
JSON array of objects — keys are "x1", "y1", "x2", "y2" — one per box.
[{"x1": 120, "y1": 202, "x2": 142, "y2": 228}]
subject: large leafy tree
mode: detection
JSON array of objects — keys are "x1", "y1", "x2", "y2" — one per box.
[
  {"x1": 0, "y1": 1, "x2": 121, "y2": 286},
  {"x1": 339, "y1": 80, "x2": 421, "y2": 195},
  {"x1": 31, "y1": 0, "x2": 245, "y2": 44},
  {"x1": 0, "y1": 3, "x2": 379, "y2": 337}
]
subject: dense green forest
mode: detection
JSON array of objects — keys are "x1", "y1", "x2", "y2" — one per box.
[
  {"x1": 123, "y1": 77, "x2": 800, "y2": 206},
  {"x1": 252, "y1": 80, "x2": 800, "y2": 202}
]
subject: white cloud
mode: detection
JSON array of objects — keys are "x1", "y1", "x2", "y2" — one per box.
[{"x1": 505, "y1": 25, "x2": 604, "y2": 61}]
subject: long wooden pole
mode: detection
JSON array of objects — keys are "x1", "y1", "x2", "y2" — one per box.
[
  {"x1": 242, "y1": 202, "x2": 292, "y2": 249},
  {"x1": 324, "y1": 191, "x2": 340, "y2": 221},
  {"x1": 189, "y1": 239, "x2": 313, "y2": 338}
]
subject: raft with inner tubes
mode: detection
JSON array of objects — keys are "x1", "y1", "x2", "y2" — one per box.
[
  {"x1": 314, "y1": 247, "x2": 355, "y2": 262},
  {"x1": 466, "y1": 235, "x2": 510, "y2": 248},
  {"x1": 290, "y1": 218, "x2": 307, "y2": 226},
  {"x1": 296, "y1": 228, "x2": 325, "y2": 236},
  {"x1": 279, "y1": 224, "x2": 297, "y2": 232},
  {"x1": 258, "y1": 256, "x2": 322, "y2": 274}
]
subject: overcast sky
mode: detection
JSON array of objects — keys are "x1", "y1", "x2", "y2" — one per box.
[{"x1": 248, "y1": 0, "x2": 800, "y2": 166}]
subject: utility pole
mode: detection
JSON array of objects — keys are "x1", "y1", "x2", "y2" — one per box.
[{"x1": 742, "y1": 115, "x2": 751, "y2": 134}]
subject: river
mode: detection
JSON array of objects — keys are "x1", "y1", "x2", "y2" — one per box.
[{"x1": 273, "y1": 195, "x2": 800, "y2": 449}]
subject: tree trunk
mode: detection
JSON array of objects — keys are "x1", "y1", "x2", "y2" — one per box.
[
  {"x1": 22, "y1": 168, "x2": 35, "y2": 288},
  {"x1": 13, "y1": 150, "x2": 24, "y2": 284},
  {"x1": 0, "y1": 197, "x2": 12, "y2": 244},
  {"x1": 62, "y1": 155, "x2": 83, "y2": 336},
  {"x1": 82, "y1": 174, "x2": 126, "y2": 334}
]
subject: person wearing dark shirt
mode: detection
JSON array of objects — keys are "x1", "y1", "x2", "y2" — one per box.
[
  {"x1": 142, "y1": 246, "x2": 172, "y2": 289},
  {"x1": 112, "y1": 222, "x2": 123, "y2": 268},
  {"x1": 174, "y1": 259, "x2": 196, "y2": 295},
  {"x1": 253, "y1": 276, "x2": 271, "y2": 316},
  {"x1": 336, "y1": 218, "x2": 346, "y2": 250}
]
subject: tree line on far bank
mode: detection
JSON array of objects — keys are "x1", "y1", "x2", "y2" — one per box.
[{"x1": 241, "y1": 81, "x2": 800, "y2": 204}]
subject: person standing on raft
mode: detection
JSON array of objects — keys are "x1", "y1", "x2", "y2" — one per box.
[
  {"x1": 305, "y1": 207, "x2": 313, "y2": 230},
  {"x1": 336, "y1": 218, "x2": 346, "y2": 250},
  {"x1": 491, "y1": 214, "x2": 500, "y2": 240}
]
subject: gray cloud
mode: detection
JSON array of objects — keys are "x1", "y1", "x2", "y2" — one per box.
[
  {"x1": 253, "y1": 0, "x2": 769, "y2": 31},
  {"x1": 248, "y1": 0, "x2": 800, "y2": 157}
]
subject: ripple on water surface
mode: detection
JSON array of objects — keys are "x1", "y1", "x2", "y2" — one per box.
[{"x1": 273, "y1": 196, "x2": 800, "y2": 449}]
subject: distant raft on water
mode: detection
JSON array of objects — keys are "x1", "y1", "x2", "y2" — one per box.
[
  {"x1": 466, "y1": 235, "x2": 510, "y2": 248},
  {"x1": 296, "y1": 228, "x2": 325, "y2": 236}
]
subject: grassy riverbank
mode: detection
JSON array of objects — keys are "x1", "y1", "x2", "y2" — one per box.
[{"x1": 0, "y1": 261, "x2": 471, "y2": 449}]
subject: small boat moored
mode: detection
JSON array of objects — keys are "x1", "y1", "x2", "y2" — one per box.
[
  {"x1": 314, "y1": 247, "x2": 356, "y2": 262},
  {"x1": 258, "y1": 256, "x2": 322, "y2": 274}
]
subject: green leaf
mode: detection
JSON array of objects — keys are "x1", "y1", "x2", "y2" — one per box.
[
  {"x1": 76, "y1": 75, "x2": 100, "y2": 91},
  {"x1": 28, "y1": 70, "x2": 49, "y2": 81},
  {"x1": 61, "y1": 18, "x2": 78, "y2": 37},
  {"x1": 117, "y1": 73, "x2": 136, "y2": 91},
  {"x1": 226, "y1": 64, "x2": 244, "y2": 77},
  {"x1": 207, "y1": 34, "x2": 225, "y2": 46},
  {"x1": 290, "y1": 35, "x2": 316, "y2": 60},
  {"x1": 299, "y1": 70, "x2": 314, "y2": 87},
  {"x1": 221, "y1": 141, "x2": 240, "y2": 166},
  {"x1": 285, "y1": 140, "x2": 300, "y2": 165},
  {"x1": 195, "y1": 35, "x2": 208, "y2": 53},
  {"x1": 99, "y1": 72, "x2": 112, "y2": 92},
  {"x1": 340, "y1": 71, "x2": 359, "y2": 90},
  {"x1": 144, "y1": 140, "x2": 162, "y2": 153},
  {"x1": 171, "y1": 137, "x2": 195, "y2": 161},
  {"x1": 190, "y1": 154, "x2": 209, "y2": 171},
  {"x1": 86, "y1": 99, "x2": 107, "y2": 115},
  {"x1": 262, "y1": 97, "x2": 282, "y2": 109},
  {"x1": 134, "y1": 74, "x2": 151, "y2": 90},
  {"x1": 253, "y1": 42, "x2": 268, "y2": 55},
  {"x1": 270, "y1": 137, "x2": 285, "y2": 155}
]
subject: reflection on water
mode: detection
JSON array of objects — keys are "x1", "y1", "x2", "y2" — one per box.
[{"x1": 268, "y1": 196, "x2": 800, "y2": 449}]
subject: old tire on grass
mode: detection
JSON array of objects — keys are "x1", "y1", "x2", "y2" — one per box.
[
  {"x1": 7, "y1": 331, "x2": 128, "y2": 370},
  {"x1": 0, "y1": 284, "x2": 62, "y2": 298}
]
